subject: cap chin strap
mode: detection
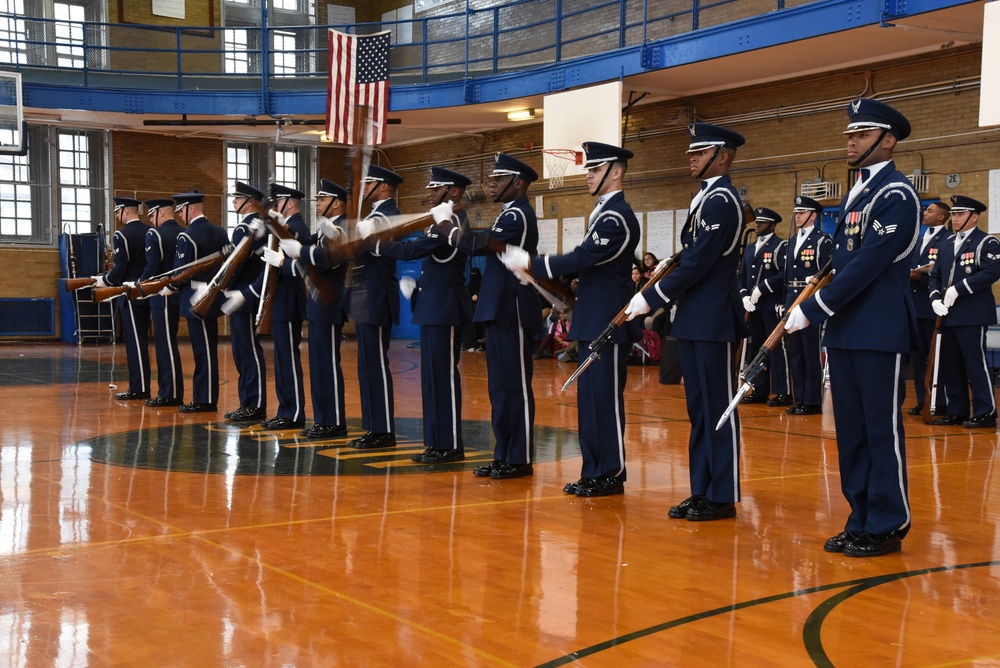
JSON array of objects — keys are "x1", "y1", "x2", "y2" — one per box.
[
  {"x1": 235, "y1": 198, "x2": 250, "y2": 216},
  {"x1": 695, "y1": 146, "x2": 721, "y2": 180},
  {"x1": 319, "y1": 199, "x2": 335, "y2": 218},
  {"x1": 362, "y1": 182, "x2": 380, "y2": 206},
  {"x1": 278, "y1": 198, "x2": 289, "y2": 215},
  {"x1": 493, "y1": 175, "x2": 518, "y2": 204},
  {"x1": 848, "y1": 128, "x2": 888, "y2": 168},
  {"x1": 590, "y1": 163, "x2": 613, "y2": 198}
]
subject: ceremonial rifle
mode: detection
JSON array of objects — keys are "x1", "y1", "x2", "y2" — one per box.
[
  {"x1": 922, "y1": 315, "x2": 943, "y2": 424},
  {"x1": 255, "y1": 235, "x2": 279, "y2": 335},
  {"x1": 260, "y1": 212, "x2": 335, "y2": 305},
  {"x1": 716, "y1": 259, "x2": 833, "y2": 430},
  {"x1": 91, "y1": 248, "x2": 231, "y2": 303},
  {"x1": 65, "y1": 276, "x2": 98, "y2": 291},
  {"x1": 561, "y1": 248, "x2": 683, "y2": 392},
  {"x1": 190, "y1": 235, "x2": 256, "y2": 318}
]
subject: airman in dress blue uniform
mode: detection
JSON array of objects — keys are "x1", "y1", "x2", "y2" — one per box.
[
  {"x1": 928, "y1": 195, "x2": 1000, "y2": 428},
  {"x1": 440, "y1": 153, "x2": 542, "y2": 479},
  {"x1": 504, "y1": 142, "x2": 640, "y2": 496},
  {"x1": 139, "y1": 198, "x2": 184, "y2": 407},
  {"x1": 790, "y1": 98, "x2": 921, "y2": 557},
  {"x1": 171, "y1": 192, "x2": 231, "y2": 413},
  {"x1": 739, "y1": 207, "x2": 790, "y2": 405},
  {"x1": 95, "y1": 197, "x2": 151, "y2": 401},
  {"x1": 346, "y1": 165, "x2": 403, "y2": 450},
  {"x1": 219, "y1": 181, "x2": 268, "y2": 423},
  {"x1": 381, "y1": 167, "x2": 473, "y2": 464},
  {"x1": 625, "y1": 123, "x2": 748, "y2": 521},
  {"x1": 907, "y1": 200, "x2": 951, "y2": 415},
  {"x1": 256, "y1": 183, "x2": 310, "y2": 430},
  {"x1": 764, "y1": 196, "x2": 831, "y2": 415}
]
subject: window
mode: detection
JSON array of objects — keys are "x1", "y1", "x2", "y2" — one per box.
[
  {"x1": 225, "y1": 142, "x2": 252, "y2": 232},
  {"x1": 223, "y1": 29, "x2": 251, "y2": 74},
  {"x1": 0, "y1": 150, "x2": 31, "y2": 236},
  {"x1": 0, "y1": 0, "x2": 27, "y2": 66},
  {"x1": 272, "y1": 30, "x2": 296, "y2": 77},
  {"x1": 224, "y1": 141, "x2": 313, "y2": 233},
  {"x1": 273, "y1": 146, "x2": 297, "y2": 186},
  {"x1": 53, "y1": 2, "x2": 85, "y2": 68},
  {"x1": 223, "y1": 0, "x2": 315, "y2": 76},
  {"x1": 58, "y1": 130, "x2": 105, "y2": 235}
]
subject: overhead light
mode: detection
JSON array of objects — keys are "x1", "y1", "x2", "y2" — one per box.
[{"x1": 507, "y1": 109, "x2": 535, "y2": 122}]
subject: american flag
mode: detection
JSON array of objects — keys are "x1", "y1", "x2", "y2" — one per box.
[{"x1": 326, "y1": 29, "x2": 391, "y2": 146}]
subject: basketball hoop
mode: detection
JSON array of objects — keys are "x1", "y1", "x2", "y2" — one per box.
[{"x1": 542, "y1": 149, "x2": 581, "y2": 189}]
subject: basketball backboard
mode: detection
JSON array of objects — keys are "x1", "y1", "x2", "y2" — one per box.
[
  {"x1": 542, "y1": 81, "x2": 623, "y2": 182},
  {"x1": 981, "y1": 2, "x2": 1000, "y2": 127},
  {"x1": 0, "y1": 72, "x2": 25, "y2": 155}
]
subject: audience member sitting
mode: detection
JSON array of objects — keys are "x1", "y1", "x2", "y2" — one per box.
[
  {"x1": 631, "y1": 266, "x2": 647, "y2": 294},
  {"x1": 534, "y1": 310, "x2": 571, "y2": 359},
  {"x1": 641, "y1": 252, "x2": 659, "y2": 280}
]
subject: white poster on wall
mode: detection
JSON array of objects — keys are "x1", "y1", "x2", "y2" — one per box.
[
  {"x1": 561, "y1": 216, "x2": 586, "y2": 253},
  {"x1": 634, "y1": 211, "x2": 644, "y2": 258},
  {"x1": 675, "y1": 209, "x2": 688, "y2": 254},
  {"x1": 989, "y1": 168, "x2": 1000, "y2": 234},
  {"x1": 644, "y1": 210, "x2": 674, "y2": 258},
  {"x1": 537, "y1": 219, "x2": 559, "y2": 255},
  {"x1": 152, "y1": 0, "x2": 185, "y2": 19}
]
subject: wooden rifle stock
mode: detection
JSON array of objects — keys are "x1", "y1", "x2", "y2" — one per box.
[
  {"x1": 65, "y1": 276, "x2": 97, "y2": 291},
  {"x1": 91, "y1": 250, "x2": 229, "y2": 303},
  {"x1": 191, "y1": 236, "x2": 255, "y2": 318},
  {"x1": 261, "y1": 215, "x2": 335, "y2": 305},
  {"x1": 255, "y1": 236, "x2": 279, "y2": 335},
  {"x1": 922, "y1": 315, "x2": 943, "y2": 424}
]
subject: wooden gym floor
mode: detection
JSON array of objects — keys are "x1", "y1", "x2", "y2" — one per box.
[{"x1": 0, "y1": 337, "x2": 998, "y2": 666}]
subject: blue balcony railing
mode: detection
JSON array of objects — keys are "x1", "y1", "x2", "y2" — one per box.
[{"x1": 0, "y1": 0, "x2": 803, "y2": 92}]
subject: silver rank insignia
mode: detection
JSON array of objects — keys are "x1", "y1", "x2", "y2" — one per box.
[{"x1": 847, "y1": 238, "x2": 855, "y2": 251}]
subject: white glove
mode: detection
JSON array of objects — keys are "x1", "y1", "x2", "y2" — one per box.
[
  {"x1": 123, "y1": 281, "x2": 136, "y2": 289},
  {"x1": 784, "y1": 306, "x2": 810, "y2": 333},
  {"x1": 190, "y1": 280, "x2": 210, "y2": 307},
  {"x1": 751, "y1": 286, "x2": 762, "y2": 305},
  {"x1": 221, "y1": 290, "x2": 246, "y2": 315},
  {"x1": 944, "y1": 285, "x2": 959, "y2": 308},
  {"x1": 158, "y1": 285, "x2": 176, "y2": 298},
  {"x1": 92, "y1": 275, "x2": 107, "y2": 289},
  {"x1": 268, "y1": 208, "x2": 287, "y2": 226},
  {"x1": 248, "y1": 217, "x2": 266, "y2": 240},
  {"x1": 279, "y1": 237, "x2": 302, "y2": 259},
  {"x1": 653, "y1": 258, "x2": 670, "y2": 273},
  {"x1": 430, "y1": 201, "x2": 453, "y2": 224},
  {"x1": 399, "y1": 276, "x2": 416, "y2": 300},
  {"x1": 357, "y1": 218, "x2": 376, "y2": 239},
  {"x1": 262, "y1": 246, "x2": 285, "y2": 268},
  {"x1": 318, "y1": 217, "x2": 337, "y2": 238},
  {"x1": 742, "y1": 296, "x2": 756, "y2": 313},
  {"x1": 500, "y1": 245, "x2": 531, "y2": 273},
  {"x1": 624, "y1": 292, "x2": 650, "y2": 321},
  {"x1": 932, "y1": 299, "x2": 949, "y2": 317}
]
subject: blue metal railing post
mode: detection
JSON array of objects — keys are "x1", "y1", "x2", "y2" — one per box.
[
  {"x1": 260, "y1": 2, "x2": 270, "y2": 115},
  {"x1": 176, "y1": 28, "x2": 183, "y2": 90},
  {"x1": 692, "y1": 0, "x2": 700, "y2": 31},
  {"x1": 492, "y1": 5, "x2": 499, "y2": 74},
  {"x1": 643, "y1": 0, "x2": 649, "y2": 43},
  {"x1": 619, "y1": 0, "x2": 626, "y2": 49},
  {"x1": 464, "y1": 0, "x2": 470, "y2": 82},
  {"x1": 555, "y1": 0, "x2": 562, "y2": 62},
  {"x1": 81, "y1": 21, "x2": 88, "y2": 86}
]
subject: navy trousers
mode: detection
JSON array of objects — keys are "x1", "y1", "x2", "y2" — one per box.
[
  {"x1": 826, "y1": 347, "x2": 910, "y2": 537},
  {"x1": 151, "y1": 300, "x2": 183, "y2": 401},
  {"x1": 356, "y1": 323, "x2": 394, "y2": 433},
  {"x1": 120, "y1": 299, "x2": 151, "y2": 394},
  {"x1": 576, "y1": 340, "x2": 628, "y2": 480},
  {"x1": 420, "y1": 324, "x2": 464, "y2": 452},
  {"x1": 229, "y1": 310, "x2": 266, "y2": 410},
  {"x1": 939, "y1": 325, "x2": 996, "y2": 419},
  {"x1": 677, "y1": 338, "x2": 741, "y2": 504},
  {"x1": 272, "y1": 318, "x2": 305, "y2": 422},
  {"x1": 484, "y1": 318, "x2": 536, "y2": 465},
  {"x1": 785, "y1": 324, "x2": 824, "y2": 405},
  {"x1": 186, "y1": 316, "x2": 219, "y2": 405},
  {"x1": 308, "y1": 322, "x2": 346, "y2": 428}
]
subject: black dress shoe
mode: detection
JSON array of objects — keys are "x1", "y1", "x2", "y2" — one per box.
[
  {"x1": 823, "y1": 530, "x2": 862, "y2": 553},
  {"x1": 563, "y1": 478, "x2": 591, "y2": 494},
  {"x1": 793, "y1": 404, "x2": 822, "y2": 415},
  {"x1": 260, "y1": 416, "x2": 306, "y2": 430},
  {"x1": 906, "y1": 404, "x2": 924, "y2": 416},
  {"x1": 414, "y1": 448, "x2": 465, "y2": 464},
  {"x1": 576, "y1": 475, "x2": 624, "y2": 497},
  {"x1": 227, "y1": 406, "x2": 267, "y2": 422},
  {"x1": 668, "y1": 495, "x2": 706, "y2": 519},
  {"x1": 349, "y1": 432, "x2": 396, "y2": 449},
  {"x1": 223, "y1": 406, "x2": 243, "y2": 419},
  {"x1": 843, "y1": 531, "x2": 902, "y2": 557},
  {"x1": 767, "y1": 394, "x2": 793, "y2": 407},
  {"x1": 740, "y1": 391, "x2": 768, "y2": 404},
  {"x1": 786, "y1": 404, "x2": 803, "y2": 414},
  {"x1": 115, "y1": 390, "x2": 150, "y2": 400},
  {"x1": 145, "y1": 396, "x2": 182, "y2": 407},
  {"x1": 489, "y1": 462, "x2": 534, "y2": 479},
  {"x1": 179, "y1": 402, "x2": 217, "y2": 413},
  {"x1": 473, "y1": 461, "x2": 500, "y2": 477},
  {"x1": 962, "y1": 414, "x2": 997, "y2": 428},
  {"x1": 301, "y1": 424, "x2": 348, "y2": 439},
  {"x1": 932, "y1": 414, "x2": 964, "y2": 426},
  {"x1": 686, "y1": 498, "x2": 736, "y2": 521}
]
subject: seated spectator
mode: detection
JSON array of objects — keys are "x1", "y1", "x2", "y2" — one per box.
[
  {"x1": 632, "y1": 266, "x2": 647, "y2": 294},
  {"x1": 534, "y1": 310, "x2": 571, "y2": 359},
  {"x1": 641, "y1": 252, "x2": 659, "y2": 281}
]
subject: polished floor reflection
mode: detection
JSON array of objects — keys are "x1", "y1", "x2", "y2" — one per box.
[{"x1": 1, "y1": 339, "x2": 998, "y2": 666}]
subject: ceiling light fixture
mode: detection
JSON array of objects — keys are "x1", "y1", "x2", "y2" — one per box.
[{"x1": 507, "y1": 109, "x2": 536, "y2": 122}]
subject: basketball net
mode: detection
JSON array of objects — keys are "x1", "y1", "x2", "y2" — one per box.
[{"x1": 542, "y1": 149, "x2": 578, "y2": 189}]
